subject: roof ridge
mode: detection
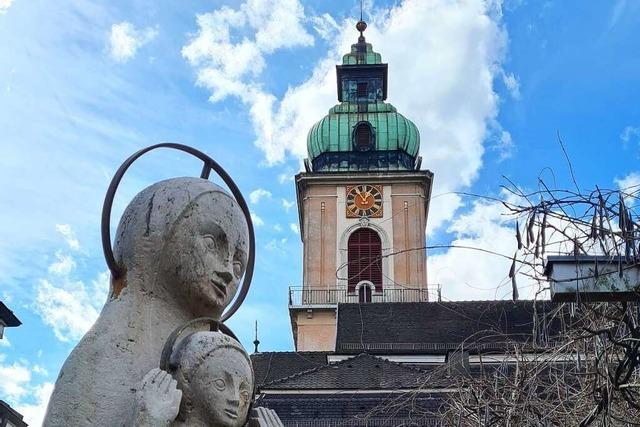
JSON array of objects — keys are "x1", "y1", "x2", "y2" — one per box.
[
  {"x1": 339, "y1": 299, "x2": 548, "y2": 305},
  {"x1": 260, "y1": 355, "x2": 339, "y2": 388},
  {"x1": 251, "y1": 350, "x2": 332, "y2": 356},
  {"x1": 365, "y1": 353, "x2": 432, "y2": 374},
  {"x1": 259, "y1": 353, "x2": 427, "y2": 388}
]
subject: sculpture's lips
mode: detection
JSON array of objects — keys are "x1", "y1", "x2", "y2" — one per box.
[
  {"x1": 224, "y1": 408, "x2": 238, "y2": 419},
  {"x1": 211, "y1": 280, "x2": 227, "y2": 298}
]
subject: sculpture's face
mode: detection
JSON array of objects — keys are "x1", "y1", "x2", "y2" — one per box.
[
  {"x1": 162, "y1": 194, "x2": 248, "y2": 317},
  {"x1": 191, "y1": 346, "x2": 253, "y2": 427}
]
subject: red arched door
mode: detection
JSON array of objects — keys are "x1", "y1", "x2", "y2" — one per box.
[{"x1": 348, "y1": 228, "x2": 382, "y2": 293}]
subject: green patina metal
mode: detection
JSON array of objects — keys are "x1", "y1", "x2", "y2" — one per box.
[
  {"x1": 306, "y1": 24, "x2": 420, "y2": 172},
  {"x1": 307, "y1": 103, "x2": 420, "y2": 159},
  {"x1": 342, "y1": 42, "x2": 382, "y2": 65}
]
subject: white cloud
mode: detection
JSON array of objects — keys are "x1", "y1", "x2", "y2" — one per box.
[
  {"x1": 34, "y1": 278, "x2": 101, "y2": 342},
  {"x1": 249, "y1": 188, "x2": 272, "y2": 204},
  {"x1": 428, "y1": 195, "x2": 533, "y2": 301},
  {"x1": 0, "y1": 354, "x2": 54, "y2": 427},
  {"x1": 502, "y1": 70, "x2": 520, "y2": 99},
  {"x1": 32, "y1": 364, "x2": 48, "y2": 376},
  {"x1": 282, "y1": 199, "x2": 295, "y2": 212},
  {"x1": 0, "y1": 337, "x2": 10, "y2": 347},
  {"x1": 615, "y1": 171, "x2": 640, "y2": 206},
  {"x1": 278, "y1": 170, "x2": 295, "y2": 184},
  {"x1": 108, "y1": 22, "x2": 158, "y2": 63},
  {"x1": 33, "y1": 251, "x2": 108, "y2": 342},
  {"x1": 184, "y1": 0, "x2": 508, "y2": 232},
  {"x1": 489, "y1": 129, "x2": 514, "y2": 161},
  {"x1": 250, "y1": 212, "x2": 265, "y2": 227},
  {"x1": 0, "y1": 0, "x2": 13, "y2": 14},
  {"x1": 616, "y1": 171, "x2": 640, "y2": 191},
  {"x1": 48, "y1": 251, "x2": 76, "y2": 276},
  {"x1": 55, "y1": 224, "x2": 80, "y2": 250},
  {"x1": 16, "y1": 381, "x2": 54, "y2": 427},
  {"x1": 265, "y1": 237, "x2": 288, "y2": 251},
  {"x1": 621, "y1": 126, "x2": 640, "y2": 146},
  {"x1": 0, "y1": 354, "x2": 31, "y2": 401},
  {"x1": 182, "y1": 0, "x2": 313, "y2": 103},
  {"x1": 290, "y1": 223, "x2": 300, "y2": 234},
  {"x1": 311, "y1": 13, "x2": 340, "y2": 41},
  {"x1": 273, "y1": 224, "x2": 282, "y2": 232}
]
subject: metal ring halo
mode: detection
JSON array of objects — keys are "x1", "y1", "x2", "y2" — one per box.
[
  {"x1": 101, "y1": 143, "x2": 255, "y2": 322},
  {"x1": 159, "y1": 317, "x2": 240, "y2": 373}
]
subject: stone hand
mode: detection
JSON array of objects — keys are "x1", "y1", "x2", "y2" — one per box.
[{"x1": 134, "y1": 368, "x2": 182, "y2": 427}]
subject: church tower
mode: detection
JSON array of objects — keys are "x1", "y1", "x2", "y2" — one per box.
[{"x1": 290, "y1": 21, "x2": 434, "y2": 351}]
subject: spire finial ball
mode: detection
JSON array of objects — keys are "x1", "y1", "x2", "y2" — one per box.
[{"x1": 356, "y1": 20, "x2": 367, "y2": 34}]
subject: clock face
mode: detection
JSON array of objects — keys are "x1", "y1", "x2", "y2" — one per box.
[{"x1": 346, "y1": 184, "x2": 383, "y2": 218}]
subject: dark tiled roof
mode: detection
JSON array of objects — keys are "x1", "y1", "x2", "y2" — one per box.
[
  {"x1": 336, "y1": 300, "x2": 562, "y2": 354},
  {"x1": 0, "y1": 302, "x2": 21, "y2": 327},
  {"x1": 0, "y1": 400, "x2": 28, "y2": 427},
  {"x1": 251, "y1": 351, "x2": 331, "y2": 387},
  {"x1": 261, "y1": 353, "x2": 435, "y2": 390},
  {"x1": 256, "y1": 393, "x2": 446, "y2": 426}
]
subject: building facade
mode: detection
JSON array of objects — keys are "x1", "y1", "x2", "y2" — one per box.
[
  {"x1": 290, "y1": 21, "x2": 434, "y2": 351},
  {"x1": 252, "y1": 21, "x2": 570, "y2": 426}
]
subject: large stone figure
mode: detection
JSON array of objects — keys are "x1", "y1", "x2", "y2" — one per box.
[{"x1": 43, "y1": 177, "x2": 249, "y2": 426}]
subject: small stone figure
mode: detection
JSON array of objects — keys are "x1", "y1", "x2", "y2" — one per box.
[
  {"x1": 44, "y1": 177, "x2": 249, "y2": 426},
  {"x1": 134, "y1": 331, "x2": 253, "y2": 426}
]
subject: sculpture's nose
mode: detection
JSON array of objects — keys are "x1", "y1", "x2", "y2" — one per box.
[{"x1": 215, "y1": 270, "x2": 233, "y2": 284}]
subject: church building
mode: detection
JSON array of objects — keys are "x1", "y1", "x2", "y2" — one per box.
[
  {"x1": 252, "y1": 21, "x2": 560, "y2": 426},
  {"x1": 291, "y1": 19, "x2": 433, "y2": 352}
]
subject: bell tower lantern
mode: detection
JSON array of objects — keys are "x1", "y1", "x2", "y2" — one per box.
[{"x1": 290, "y1": 21, "x2": 434, "y2": 351}]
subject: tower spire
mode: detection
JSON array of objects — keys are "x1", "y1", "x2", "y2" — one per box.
[
  {"x1": 357, "y1": 0, "x2": 367, "y2": 43},
  {"x1": 253, "y1": 320, "x2": 260, "y2": 353}
]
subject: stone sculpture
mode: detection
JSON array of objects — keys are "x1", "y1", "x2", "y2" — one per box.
[
  {"x1": 134, "y1": 331, "x2": 254, "y2": 426},
  {"x1": 43, "y1": 177, "x2": 249, "y2": 426}
]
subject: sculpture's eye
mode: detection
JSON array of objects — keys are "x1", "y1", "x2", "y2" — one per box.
[
  {"x1": 233, "y1": 261, "x2": 243, "y2": 279},
  {"x1": 214, "y1": 378, "x2": 226, "y2": 391},
  {"x1": 203, "y1": 235, "x2": 217, "y2": 251}
]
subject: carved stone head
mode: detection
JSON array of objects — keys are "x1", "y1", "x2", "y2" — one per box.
[
  {"x1": 112, "y1": 177, "x2": 248, "y2": 318},
  {"x1": 171, "y1": 331, "x2": 254, "y2": 426}
]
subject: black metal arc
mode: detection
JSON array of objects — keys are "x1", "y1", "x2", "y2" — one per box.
[
  {"x1": 159, "y1": 317, "x2": 239, "y2": 372},
  {"x1": 101, "y1": 143, "x2": 255, "y2": 322}
]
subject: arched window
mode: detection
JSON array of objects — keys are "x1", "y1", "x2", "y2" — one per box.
[
  {"x1": 347, "y1": 228, "x2": 382, "y2": 293},
  {"x1": 358, "y1": 283, "x2": 373, "y2": 303},
  {"x1": 353, "y1": 122, "x2": 374, "y2": 151}
]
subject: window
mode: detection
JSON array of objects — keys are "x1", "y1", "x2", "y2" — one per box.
[
  {"x1": 358, "y1": 284, "x2": 372, "y2": 303},
  {"x1": 353, "y1": 122, "x2": 374, "y2": 150},
  {"x1": 347, "y1": 228, "x2": 382, "y2": 293},
  {"x1": 356, "y1": 82, "x2": 368, "y2": 98}
]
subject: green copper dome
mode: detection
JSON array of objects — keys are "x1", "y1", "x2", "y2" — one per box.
[
  {"x1": 306, "y1": 21, "x2": 420, "y2": 172},
  {"x1": 307, "y1": 103, "x2": 420, "y2": 159}
]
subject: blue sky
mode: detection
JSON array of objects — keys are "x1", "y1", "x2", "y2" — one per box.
[{"x1": 1, "y1": 0, "x2": 640, "y2": 424}]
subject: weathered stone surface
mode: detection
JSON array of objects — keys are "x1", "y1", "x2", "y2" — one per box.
[
  {"x1": 134, "y1": 331, "x2": 254, "y2": 426},
  {"x1": 43, "y1": 177, "x2": 248, "y2": 427},
  {"x1": 170, "y1": 331, "x2": 253, "y2": 426},
  {"x1": 134, "y1": 368, "x2": 182, "y2": 426}
]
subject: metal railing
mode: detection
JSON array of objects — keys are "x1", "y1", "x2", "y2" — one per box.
[{"x1": 288, "y1": 285, "x2": 441, "y2": 307}]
